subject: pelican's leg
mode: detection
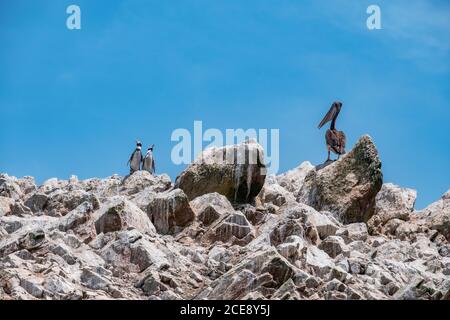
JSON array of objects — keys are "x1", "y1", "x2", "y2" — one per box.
[{"x1": 327, "y1": 146, "x2": 331, "y2": 161}]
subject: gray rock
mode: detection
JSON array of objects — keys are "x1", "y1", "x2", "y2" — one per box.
[
  {"x1": 94, "y1": 196, "x2": 155, "y2": 235},
  {"x1": 24, "y1": 193, "x2": 48, "y2": 213},
  {"x1": 298, "y1": 135, "x2": 383, "y2": 224},
  {"x1": 276, "y1": 161, "x2": 314, "y2": 194},
  {"x1": 305, "y1": 246, "x2": 335, "y2": 277},
  {"x1": 368, "y1": 183, "x2": 416, "y2": 235},
  {"x1": 80, "y1": 268, "x2": 111, "y2": 290},
  {"x1": 319, "y1": 236, "x2": 349, "y2": 258},
  {"x1": 415, "y1": 190, "x2": 450, "y2": 241},
  {"x1": 0, "y1": 175, "x2": 23, "y2": 200},
  {"x1": 336, "y1": 223, "x2": 368, "y2": 244},
  {"x1": 189, "y1": 192, "x2": 235, "y2": 226},
  {"x1": 261, "y1": 183, "x2": 295, "y2": 207},
  {"x1": 147, "y1": 189, "x2": 195, "y2": 234},
  {"x1": 175, "y1": 140, "x2": 266, "y2": 204},
  {"x1": 121, "y1": 171, "x2": 172, "y2": 195},
  {"x1": 202, "y1": 211, "x2": 254, "y2": 246},
  {"x1": 0, "y1": 197, "x2": 13, "y2": 217}
]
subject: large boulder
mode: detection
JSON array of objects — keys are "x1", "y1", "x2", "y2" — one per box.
[
  {"x1": 94, "y1": 196, "x2": 155, "y2": 235},
  {"x1": 174, "y1": 140, "x2": 266, "y2": 204},
  {"x1": 298, "y1": 135, "x2": 383, "y2": 224},
  {"x1": 368, "y1": 183, "x2": 417, "y2": 235},
  {"x1": 147, "y1": 189, "x2": 195, "y2": 234}
]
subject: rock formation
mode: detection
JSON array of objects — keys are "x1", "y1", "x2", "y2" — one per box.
[
  {"x1": 0, "y1": 136, "x2": 449, "y2": 300},
  {"x1": 298, "y1": 135, "x2": 383, "y2": 224},
  {"x1": 175, "y1": 140, "x2": 266, "y2": 204}
]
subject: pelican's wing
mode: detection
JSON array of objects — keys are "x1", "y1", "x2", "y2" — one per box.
[{"x1": 318, "y1": 105, "x2": 337, "y2": 129}]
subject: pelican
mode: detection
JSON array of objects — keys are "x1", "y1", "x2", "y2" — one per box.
[{"x1": 318, "y1": 101, "x2": 346, "y2": 161}]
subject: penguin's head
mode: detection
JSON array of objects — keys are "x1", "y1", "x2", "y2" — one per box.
[
  {"x1": 148, "y1": 144, "x2": 154, "y2": 151},
  {"x1": 136, "y1": 140, "x2": 142, "y2": 147}
]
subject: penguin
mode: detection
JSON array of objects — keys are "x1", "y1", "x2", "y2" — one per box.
[
  {"x1": 142, "y1": 144, "x2": 155, "y2": 174},
  {"x1": 127, "y1": 140, "x2": 143, "y2": 174}
]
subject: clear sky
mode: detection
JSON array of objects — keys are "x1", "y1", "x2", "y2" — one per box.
[{"x1": 1, "y1": 0, "x2": 449, "y2": 209}]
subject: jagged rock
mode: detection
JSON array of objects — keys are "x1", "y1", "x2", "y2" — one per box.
[
  {"x1": 24, "y1": 193, "x2": 48, "y2": 213},
  {"x1": 319, "y1": 236, "x2": 349, "y2": 258},
  {"x1": 16, "y1": 176, "x2": 36, "y2": 195},
  {"x1": 336, "y1": 223, "x2": 368, "y2": 244},
  {"x1": 415, "y1": 190, "x2": 450, "y2": 241},
  {"x1": 0, "y1": 175, "x2": 23, "y2": 200},
  {"x1": 189, "y1": 192, "x2": 235, "y2": 226},
  {"x1": 269, "y1": 220, "x2": 304, "y2": 247},
  {"x1": 79, "y1": 175, "x2": 122, "y2": 198},
  {"x1": 368, "y1": 183, "x2": 416, "y2": 235},
  {"x1": 175, "y1": 140, "x2": 266, "y2": 204},
  {"x1": 304, "y1": 246, "x2": 335, "y2": 277},
  {"x1": 46, "y1": 189, "x2": 99, "y2": 217},
  {"x1": 198, "y1": 248, "x2": 296, "y2": 299},
  {"x1": 272, "y1": 278, "x2": 301, "y2": 300},
  {"x1": 121, "y1": 171, "x2": 172, "y2": 195},
  {"x1": 393, "y1": 277, "x2": 431, "y2": 300},
  {"x1": 238, "y1": 204, "x2": 267, "y2": 225},
  {"x1": 147, "y1": 189, "x2": 195, "y2": 234},
  {"x1": 0, "y1": 197, "x2": 14, "y2": 216},
  {"x1": 57, "y1": 201, "x2": 98, "y2": 241},
  {"x1": 276, "y1": 236, "x2": 304, "y2": 261},
  {"x1": 38, "y1": 178, "x2": 69, "y2": 194},
  {"x1": 203, "y1": 211, "x2": 254, "y2": 246},
  {"x1": 261, "y1": 182, "x2": 295, "y2": 207},
  {"x1": 99, "y1": 230, "x2": 171, "y2": 273},
  {"x1": 44, "y1": 274, "x2": 78, "y2": 297},
  {"x1": 136, "y1": 270, "x2": 167, "y2": 296},
  {"x1": 80, "y1": 268, "x2": 111, "y2": 290},
  {"x1": 9, "y1": 201, "x2": 32, "y2": 217},
  {"x1": 207, "y1": 246, "x2": 232, "y2": 267},
  {"x1": 306, "y1": 211, "x2": 339, "y2": 240},
  {"x1": 298, "y1": 135, "x2": 383, "y2": 223},
  {"x1": 276, "y1": 161, "x2": 314, "y2": 193},
  {"x1": 94, "y1": 196, "x2": 155, "y2": 235}
]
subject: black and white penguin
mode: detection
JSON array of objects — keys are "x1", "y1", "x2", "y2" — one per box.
[
  {"x1": 142, "y1": 144, "x2": 155, "y2": 174},
  {"x1": 127, "y1": 140, "x2": 143, "y2": 174}
]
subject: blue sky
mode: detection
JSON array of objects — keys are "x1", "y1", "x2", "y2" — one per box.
[{"x1": 0, "y1": 0, "x2": 449, "y2": 209}]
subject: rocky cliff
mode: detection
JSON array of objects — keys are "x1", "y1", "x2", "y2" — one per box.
[{"x1": 0, "y1": 136, "x2": 449, "y2": 300}]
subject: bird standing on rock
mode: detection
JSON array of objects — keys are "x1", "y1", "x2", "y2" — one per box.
[
  {"x1": 318, "y1": 101, "x2": 346, "y2": 162},
  {"x1": 127, "y1": 140, "x2": 143, "y2": 174},
  {"x1": 142, "y1": 144, "x2": 155, "y2": 174}
]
